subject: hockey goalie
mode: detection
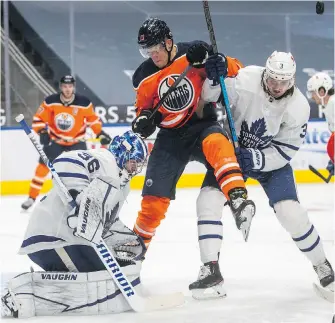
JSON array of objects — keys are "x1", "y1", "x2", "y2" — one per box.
[{"x1": 2, "y1": 130, "x2": 150, "y2": 318}]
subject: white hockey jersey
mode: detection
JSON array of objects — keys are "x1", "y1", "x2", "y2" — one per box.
[
  {"x1": 325, "y1": 95, "x2": 334, "y2": 132},
  {"x1": 202, "y1": 66, "x2": 310, "y2": 172},
  {"x1": 19, "y1": 148, "x2": 130, "y2": 255}
]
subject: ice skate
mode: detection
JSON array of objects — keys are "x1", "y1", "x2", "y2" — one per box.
[
  {"x1": 313, "y1": 259, "x2": 334, "y2": 303},
  {"x1": 21, "y1": 197, "x2": 35, "y2": 211},
  {"x1": 189, "y1": 261, "x2": 226, "y2": 300}
]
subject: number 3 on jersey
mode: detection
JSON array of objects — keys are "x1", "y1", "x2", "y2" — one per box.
[
  {"x1": 300, "y1": 123, "x2": 307, "y2": 138},
  {"x1": 77, "y1": 152, "x2": 100, "y2": 173}
]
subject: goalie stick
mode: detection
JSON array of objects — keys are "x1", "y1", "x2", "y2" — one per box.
[{"x1": 15, "y1": 114, "x2": 184, "y2": 312}]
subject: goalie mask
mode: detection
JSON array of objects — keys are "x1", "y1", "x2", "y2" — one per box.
[{"x1": 109, "y1": 131, "x2": 148, "y2": 186}]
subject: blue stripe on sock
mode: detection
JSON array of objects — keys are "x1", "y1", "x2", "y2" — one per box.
[
  {"x1": 292, "y1": 225, "x2": 314, "y2": 242},
  {"x1": 199, "y1": 234, "x2": 223, "y2": 240},
  {"x1": 299, "y1": 236, "x2": 320, "y2": 252},
  {"x1": 198, "y1": 220, "x2": 223, "y2": 226}
]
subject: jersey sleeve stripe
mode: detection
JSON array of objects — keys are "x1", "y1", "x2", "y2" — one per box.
[
  {"x1": 58, "y1": 172, "x2": 89, "y2": 180},
  {"x1": 272, "y1": 144, "x2": 292, "y2": 161},
  {"x1": 272, "y1": 140, "x2": 299, "y2": 151},
  {"x1": 21, "y1": 235, "x2": 66, "y2": 248},
  {"x1": 53, "y1": 158, "x2": 85, "y2": 168}
]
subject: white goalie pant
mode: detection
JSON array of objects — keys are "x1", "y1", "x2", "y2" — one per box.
[
  {"x1": 6, "y1": 263, "x2": 141, "y2": 318},
  {"x1": 197, "y1": 187, "x2": 226, "y2": 263}
]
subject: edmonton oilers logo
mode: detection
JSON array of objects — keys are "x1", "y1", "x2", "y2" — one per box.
[
  {"x1": 54, "y1": 113, "x2": 75, "y2": 132},
  {"x1": 158, "y1": 74, "x2": 194, "y2": 112}
]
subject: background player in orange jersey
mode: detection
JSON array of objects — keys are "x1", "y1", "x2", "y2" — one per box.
[
  {"x1": 131, "y1": 18, "x2": 255, "y2": 298},
  {"x1": 21, "y1": 75, "x2": 112, "y2": 211}
]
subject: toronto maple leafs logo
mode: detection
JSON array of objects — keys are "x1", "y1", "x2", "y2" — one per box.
[
  {"x1": 102, "y1": 202, "x2": 120, "y2": 237},
  {"x1": 239, "y1": 118, "x2": 273, "y2": 148}
]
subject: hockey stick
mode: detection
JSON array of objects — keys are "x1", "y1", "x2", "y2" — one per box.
[
  {"x1": 202, "y1": 1, "x2": 255, "y2": 242},
  {"x1": 202, "y1": 0, "x2": 239, "y2": 151},
  {"x1": 15, "y1": 114, "x2": 184, "y2": 312},
  {"x1": 309, "y1": 165, "x2": 332, "y2": 183},
  {"x1": 148, "y1": 65, "x2": 192, "y2": 121}
]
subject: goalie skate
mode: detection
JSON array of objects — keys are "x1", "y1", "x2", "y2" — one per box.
[{"x1": 189, "y1": 261, "x2": 227, "y2": 300}]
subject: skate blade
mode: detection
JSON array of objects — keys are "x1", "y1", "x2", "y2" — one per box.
[
  {"x1": 240, "y1": 204, "x2": 255, "y2": 242},
  {"x1": 313, "y1": 282, "x2": 334, "y2": 303},
  {"x1": 191, "y1": 283, "x2": 227, "y2": 300}
]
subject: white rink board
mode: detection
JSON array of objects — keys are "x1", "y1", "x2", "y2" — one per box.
[{"x1": 0, "y1": 120, "x2": 331, "y2": 182}]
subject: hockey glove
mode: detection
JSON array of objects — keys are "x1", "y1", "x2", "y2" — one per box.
[
  {"x1": 205, "y1": 53, "x2": 228, "y2": 85},
  {"x1": 97, "y1": 130, "x2": 112, "y2": 145},
  {"x1": 39, "y1": 128, "x2": 50, "y2": 146},
  {"x1": 186, "y1": 42, "x2": 209, "y2": 68},
  {"x1": 132, "y1": 109, "x2": 158, "y2": 138},
  {"x1": 236, "y1": 148, "x2": 265, "y2": 172},
  {"x1": 72, "y1": 177, "x2": 120, "y2": 244},
  {"x1": 326, "y1": 160, "x2": 334, "y2": 176}
]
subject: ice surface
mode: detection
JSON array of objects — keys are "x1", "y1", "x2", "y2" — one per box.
[{"x1": 1, "y1": 184, "x2": 333, "y2": 322}]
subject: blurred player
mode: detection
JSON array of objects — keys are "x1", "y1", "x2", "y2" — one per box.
[
  {"x1": 131, "y1": 17, "x2": 255, "y2": 298},
  {"x1": 21, "y1": 75, "x2": 111, "y2": 211},
  {"x1": 307, "y1": 72, "x2": 334, "y2": 177},
  {"x1": 2, "y1": 131, "x2": 148, "y2": 318},
  {"x1": 201, "y1": 51, "x2": 334, "y2": 301}
]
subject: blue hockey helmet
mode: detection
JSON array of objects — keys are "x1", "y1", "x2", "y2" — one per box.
[{"x1": 108, "y1": 130, "x2": 148, "y2": 177}]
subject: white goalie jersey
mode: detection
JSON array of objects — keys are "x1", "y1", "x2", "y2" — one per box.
[
  {"x1": 202, "y1": 66, "x2": 311, "y2": 172},
  {"x1": 19, "y1": 148, "x2": 130, "y2": 255}
]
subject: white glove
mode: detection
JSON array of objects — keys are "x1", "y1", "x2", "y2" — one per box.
[{"x1": 74, "y1": 177, "x2": 119, "y2": 244}]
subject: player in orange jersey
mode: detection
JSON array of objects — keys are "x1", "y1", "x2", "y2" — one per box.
[
  {"x1": 21, "y1": 75, "x2": 111, "y2": 211},
  {"x1": 131, "y1": 18, "x2": 255, "y2": 297}
]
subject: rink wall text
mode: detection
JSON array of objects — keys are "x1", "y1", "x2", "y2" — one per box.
[{"x1": 0, "y1": 120, "x2": 333, "y2": 195}]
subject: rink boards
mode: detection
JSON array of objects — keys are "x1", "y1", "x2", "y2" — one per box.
[{"x1": 1, "y1": 120, "x2": 333, "y2": 195}]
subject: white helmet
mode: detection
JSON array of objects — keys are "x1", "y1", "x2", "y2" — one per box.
[
  {"x1": 263, "y1": 51, "x2": 296, "y2": 98},
  {"x1": 307, "y1": 72, "x2": 333, "y2": 99},
  {"x1": 265, "y1": 51, "x2": 296, "y2": 81}
]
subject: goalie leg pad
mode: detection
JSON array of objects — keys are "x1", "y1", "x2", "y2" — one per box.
[
  {"x1": 3, "y1": 265, "x2": 141, "y2": 318},
  {"x1": 197, "y1": 187, "x2": 226, "y2": 263},
  {"x1": 274, "y1": 200, "x2": 326, "y2": 266}
]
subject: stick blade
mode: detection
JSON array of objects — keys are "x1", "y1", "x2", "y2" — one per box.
[
  {"x1": 240, "y1": 203, "x2": 255, "y2": 242},
  {"x1": 313, "y1": 282, "x2": 334, "y2": 303}
]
